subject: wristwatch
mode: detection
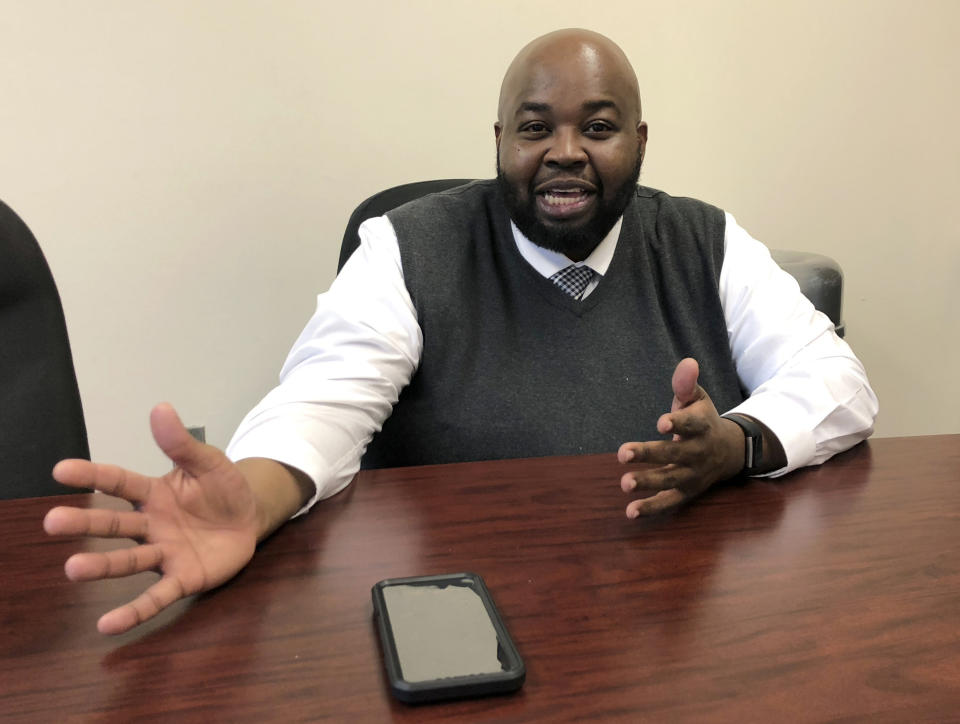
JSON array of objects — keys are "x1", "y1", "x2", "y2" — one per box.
[{"x1": 722, "y1": 413, "x2": 764, "y2": 475}]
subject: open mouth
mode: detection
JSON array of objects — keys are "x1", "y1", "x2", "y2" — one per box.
[{"x1": 535, "y1": 184, "x2": 597, "y2": 220}]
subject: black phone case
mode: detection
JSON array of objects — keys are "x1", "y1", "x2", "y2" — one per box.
[{"x1": 371, "y1": 572, "x2": 525, "y2": 704}]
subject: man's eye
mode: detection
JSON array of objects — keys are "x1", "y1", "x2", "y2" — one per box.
[
  {"x1": 521, "y1": 122, "x2": 549, "y2": 134},
  {"x1": 585, "y1": 122, "x2": 613, "y2": 134}
]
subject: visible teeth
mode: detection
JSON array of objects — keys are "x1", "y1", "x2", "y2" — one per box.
[{"x1": 544, "y1": 192, "x2": 585, "y2": 206}]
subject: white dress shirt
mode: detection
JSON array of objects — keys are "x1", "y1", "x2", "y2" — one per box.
[{"x1": 227, "y1": 212, "x2": 878, "y2": 514}]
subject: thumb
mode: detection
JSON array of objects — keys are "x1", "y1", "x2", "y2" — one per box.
[
  {"x1": 671, "y1": 357, "x2": 702, "y2": 411},
  {"x1": 150, "y1": 403, "x2": 221, "y2": 476}
]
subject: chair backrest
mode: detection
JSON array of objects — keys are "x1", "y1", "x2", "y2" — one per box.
[
  {"x1": 338, "y1": 180, "x2": 844, "y2": 335},
  {"x1": 0, "y1": 200, "x2": 90, "y2": 498},
  {"x1": 338, "y1": 179, "x2": 473, "y2": 272},
  {"x1": 768, "y1": 249, "x2": 844, "y2": 337}
]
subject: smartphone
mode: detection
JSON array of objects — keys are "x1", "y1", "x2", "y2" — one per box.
[{"x1": 371, "y1": 572, "x2": 525, "y2": 704}]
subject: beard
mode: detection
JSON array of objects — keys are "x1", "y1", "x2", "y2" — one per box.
[{"x1": 497, "y1": 149, "x2": 643, "y2": 260}]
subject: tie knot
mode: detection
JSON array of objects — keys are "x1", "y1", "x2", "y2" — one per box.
[{"x1": 549, "y1": 264, "x2": 595, "y2": 300}]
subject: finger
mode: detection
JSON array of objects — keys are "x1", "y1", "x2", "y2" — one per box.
[
  {"x1": 618, "y1": 440, "x2": 688, "y2": 466},
  {"x1": 627, "y1": 488, "x2": 686, "y2": 518},
  {"x1": 64, "y1": 544, "x2": 163, "y2": 581},
  {"x1": 618, "y1": 442, "x2": 639, "y2": 463},
  {"x1": 97, "y1": 575, "x2": 189, "y2": 635},
  {"x1": 661, "y1": 409, "x2": 712, "y2": 438},
  {"x1": 621, "y1": 463, "x2": 693, "y2": 493},
  {"x1": 150, "y1": 403, "x2": 224, "y2": 478},
  {"x1": 671, "y1": 358, "x2": 702, "y2": 410},
  {"x1": 44, "y1": 507, "x2": 149, "y2": 539},
  {"x1": 53, "y1": 459, "x2": 151, "y2": 504},
  {"x1": 657, "y1": 414, "x2": 675, "y2": 436},
  {"x1": 621, "y1": 466, "x2": 673, "y2": 493}
]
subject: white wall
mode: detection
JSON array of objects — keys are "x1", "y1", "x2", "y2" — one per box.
[{"x1": 2, "y1": 0, "x2": 957, "y2": 473}]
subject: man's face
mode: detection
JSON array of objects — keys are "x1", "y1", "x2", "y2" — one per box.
[{"x1": 495, "y1": 42, "x2": 647, "y2": 261}]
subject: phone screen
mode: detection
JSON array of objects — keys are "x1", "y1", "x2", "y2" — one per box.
[
  {"x1": 382, "y1": 580, "x2": 503, "y2": 681},
  {"x1": 372, "y1": 573, "x2": 525, "y2": 703}
]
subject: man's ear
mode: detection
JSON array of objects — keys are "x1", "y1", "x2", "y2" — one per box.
[
  {"x1": 637, "y1": 121, "x2": 648, "y2": 159},
  {"x1": 494, "y1": 122, "x2": 502, "y2": 148}
]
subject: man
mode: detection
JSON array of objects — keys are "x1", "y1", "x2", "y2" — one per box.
[{"x1": 44, "y1": 29, "x2": 878, "y2": 635}]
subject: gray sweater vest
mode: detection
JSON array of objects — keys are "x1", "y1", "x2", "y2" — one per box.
[{"x1": 361, "y1": 180, "x2": 744, "y2": 468}]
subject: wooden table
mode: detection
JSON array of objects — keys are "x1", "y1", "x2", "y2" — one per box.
[{"x1": 2, "y1": 435, "x2": 959, "y2": 722}]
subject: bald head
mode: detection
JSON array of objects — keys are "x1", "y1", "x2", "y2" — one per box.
[{"x1": 497, "y1": 29, "x2": 642, "y2": 125}]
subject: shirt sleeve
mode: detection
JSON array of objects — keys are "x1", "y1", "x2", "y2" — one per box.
[
  {"x1": 225, "y1": 216, "x2": 421, "y2": 514},
  {"x1": 719, "y1": 212, "x2": 879, "y2": 477}
]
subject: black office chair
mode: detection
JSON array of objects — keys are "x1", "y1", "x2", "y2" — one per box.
[
  {"x1": 768, "y1": 249, "x2": 844, "y2": 337},
  {"x1": 339, "y1": 179, "x2": 846, "y2": 337},
  {"x1": 338, "y1": 179, "x2": 474, "y2": 272},
  {"x1": 0, "y1": 200, "x2": 90, "y2": 498}
]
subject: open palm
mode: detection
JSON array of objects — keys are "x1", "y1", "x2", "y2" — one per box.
[{"x1": 44, "y1": 403, "x2": 259, "y2": 634}]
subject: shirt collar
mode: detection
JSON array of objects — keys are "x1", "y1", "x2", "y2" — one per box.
[{"x1": 511, "y1": 216, "x2": 622, "y2": 279}]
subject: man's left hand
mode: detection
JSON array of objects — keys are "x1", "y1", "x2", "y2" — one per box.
[{"x1": 617, "y1": 357, "x2": 744, "y2": 518}]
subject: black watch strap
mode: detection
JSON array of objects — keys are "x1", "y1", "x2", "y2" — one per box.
[{"x1": 722, "y1": 413, "x2": 764, "y2": 475}]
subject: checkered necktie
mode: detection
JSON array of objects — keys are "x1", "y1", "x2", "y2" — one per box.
[{"x1": 549, "y1": 264, "x2": 596, "y2": 300}]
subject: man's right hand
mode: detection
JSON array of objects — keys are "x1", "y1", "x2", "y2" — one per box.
[{"x1": 43, "y1": 403, "x2": 310, "y2": 635}]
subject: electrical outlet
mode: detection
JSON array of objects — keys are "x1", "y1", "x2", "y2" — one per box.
[{"x1": 186, "y1": 426, "x2": 206, "y2": 444}]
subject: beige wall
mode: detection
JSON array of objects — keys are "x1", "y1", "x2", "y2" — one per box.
[{"x1": 2, "y1": 0, "x2": 957, "y2": 473}]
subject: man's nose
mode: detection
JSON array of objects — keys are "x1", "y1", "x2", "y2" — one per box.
[{"x1": 544, "y1": 127, "x2": 587, "y2": 167}]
